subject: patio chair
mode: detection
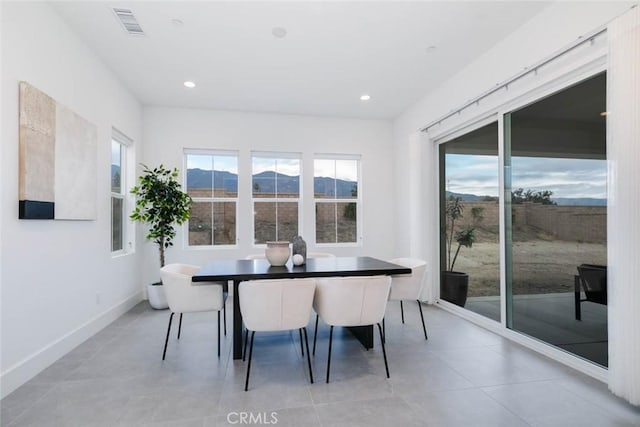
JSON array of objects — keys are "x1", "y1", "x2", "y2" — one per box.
[{"x1": 574, "y1": 264, "x2": 607, "y2": 321}]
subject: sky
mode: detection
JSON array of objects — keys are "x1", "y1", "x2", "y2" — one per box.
[
  {"x1": 187, "y1": 154, "x2": 238, "y2": 173},
  {"x1": 111, "y1": 140, "x2": 121, "y2": 166},
  {"x1": 445, "y1": 154, "x2": 607, "y2": 199}
]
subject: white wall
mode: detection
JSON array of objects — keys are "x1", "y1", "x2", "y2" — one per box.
[
  {"x1": 141, "y1": 107, "x2": 394, "y2": 285},
  {"x1": 1, "y1": 2, "x2": 143, "y2": 397},
  {"x1": 392, "y1": 1, "x2": 634, "y2": 276}
]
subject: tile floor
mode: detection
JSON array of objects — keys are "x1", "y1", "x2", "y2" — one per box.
[{"x1": 1, "y1": 301, "x2": 639, "y2": 426}]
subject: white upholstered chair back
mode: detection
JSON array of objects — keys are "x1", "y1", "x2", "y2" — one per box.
[
  {"x1": 239, "y1": 278, "x2": 316, "y2": 390},
  {"x1": 314, "y1": 276, "x2": 391, "y2": 327},
  {"x1": 306, "y1": 252, "x2": 336, "y2": 258},
  {"x1": 388, "y1": 258, "x2": 427, "y2": 301},
  {"x1": 160, "y1": 263, "x2": 224, "y2": 314},
  {"x1": 239, "y1": 278, "x2": 316, "y2": 332},
  {"x1": 159, "y1": 263, "x2": 226, "y2": 360},
  {"x1": 313, "y1": 275, "x2": 392, "y2": 382}
]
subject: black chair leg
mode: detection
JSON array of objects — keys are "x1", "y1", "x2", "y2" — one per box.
[
  {"x1": 177, "y1": 313, "x2": 183, "y2": 339},
  {"x1": 417, "y1": 300, "x2": 428, "y2": 340},
  {"x1": 326, "y1": 325, "x2": 334, "y2": 383},
  {"x1": 162, "y1": 312, "x2": 174, "y2": 360},
  {"x1": 313, "y1": 314, "x2": 319, "y2": 356},
  {"x1": 217, "y1": 311, "x2": 221, "y2": 358},
  {"x1": 377, "y1": 323, "x2": 390, "y2": 378},
  {"x1": 302, "y1": 327, "x2": 313, "y2": 384},
  {"x1": 382, "y1": 318, "x2": 386, "y2": 343},
  {"x1": 223, "y1": 303, "x2": 227, "y2": 336},
  {"x1": 244, "y1": 331, "x2": 255, "y2": 391},
  {"x1": 400, "y1": 301, "x2": 405, "y2": 324},
  {"x1": 243, "y1": 328, "x2": 248, "y2": 361},
  {"x1": 298, "y1": 329, "x2": 304, "y2": 356},
  {"x1": 575, "y1": 275, "x2": 582, "y2": 321}
]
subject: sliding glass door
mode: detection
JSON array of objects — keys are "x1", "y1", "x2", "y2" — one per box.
[
  {"x1": 438, "y1": 72, "x2": 608, "y2": 367},
  {"x1": 504, "y1": 73, "x2": 608, "y2": 366}
]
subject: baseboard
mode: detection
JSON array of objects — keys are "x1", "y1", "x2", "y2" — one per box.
[
  {"x1": 435, "y1": 300, "x2": 609, "y2": 383},
  {"x1": 0, "y1": 291, "x2": 144, "y2": 399}
]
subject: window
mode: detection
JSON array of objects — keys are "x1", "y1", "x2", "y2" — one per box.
[
  {"x1": 111, "y1": 130, "x2": 132, "y2": 254},
  {"x1": 314, "y1": 157, "x2": 360, "y2": 244},
  {"x1": 185, "y1": 151, "x2": 238, "y2": 246},
  {"x1": 252, "y1": 153, "x2": 301, "y2": 244}
]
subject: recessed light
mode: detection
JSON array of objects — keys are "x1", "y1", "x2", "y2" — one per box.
[
  {"x1": 184, "y1": 81, "x2": 196, "y2": 88},
  {"x1": 360, "y1": 94, "x2": 371, "y2": 101},
  {"x1": 272, "y1": 27, "x2": 287, "y2": 38},
  {"x1": 171, "y1": 18, "x2": 184, "y2": 27},
  {"x1": 600, "y1": 111, "x2": 609, "y2": 117},
  {"x1": 426, "y1": 46, "x2": 437, "y2": 53}
]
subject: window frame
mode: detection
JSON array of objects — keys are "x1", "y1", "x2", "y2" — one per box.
[
  {"x1": 183, "y1": 149, "x2": 239, "y2": 249},
  {"x1": 313, "y1": 154, "x2": 362, "y2": 247},
  {"x1": 251, "y1": 151, "x2": 302, "y2": 246},
  {"x1": 111, "y1": 129, "x2": 133, "y2": 256}
]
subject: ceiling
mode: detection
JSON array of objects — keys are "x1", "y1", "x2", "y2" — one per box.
[
  {"x1": 51, "y1": 1, "x2": 551, "y2": 120},
  {"x1": 445, "y1": 72, "x2": 607, "y2": 159}
]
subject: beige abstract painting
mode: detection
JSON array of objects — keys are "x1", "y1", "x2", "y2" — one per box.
[{"x1": 19, "y1": 82, "x2": 97, "y2": 220}]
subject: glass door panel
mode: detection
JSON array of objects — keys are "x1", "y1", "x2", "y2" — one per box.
[
  {"x1": 439, "y1": 122, "x2": 501, "y2": 322},
  {"x1": 505, "y1": 73, "x2": 608, "y2": 366}
]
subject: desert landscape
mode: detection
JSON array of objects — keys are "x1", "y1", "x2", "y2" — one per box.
[{"x1": 450, "y1": 201, "x2": 607, "y2": 297}]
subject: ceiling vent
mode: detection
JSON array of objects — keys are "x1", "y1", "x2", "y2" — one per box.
[{"x1": 112, "y1": 8, "x2": 145, "y2": 35}]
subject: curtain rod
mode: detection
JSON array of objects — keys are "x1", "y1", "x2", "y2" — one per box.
[{"x1": 420, "y1": 25, "x2": 607, "y2": 133}]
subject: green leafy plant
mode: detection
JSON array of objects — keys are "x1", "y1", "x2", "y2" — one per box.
[
  {"x1": 511, "y1": 188, "x2": 556, "y2": 205},
  {"x1": 445, "y1": 196, "x2": 482, "y2": 271},
  {"x1": 130, "y1": 164, "x2": 192, "y2": 268}
]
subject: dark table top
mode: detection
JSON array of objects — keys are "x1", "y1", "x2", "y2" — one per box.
[{"x1": 192, "y1": 256, "x2": 411, "y2": 282}]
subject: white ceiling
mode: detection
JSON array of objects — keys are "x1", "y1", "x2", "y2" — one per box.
[{"x1": 51, "y1": 1, "x2": 551, "y2": 120}]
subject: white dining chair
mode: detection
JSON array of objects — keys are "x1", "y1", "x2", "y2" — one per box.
[
  {"x1": 306, "y1": 252, "x2": 336, "y2": 342},
  {"x1": 241, "y1": 252, "x2": 333, "y2": 360},
  {"x1": 387, "y1": 258, "x2": 428, "y2": 340},
  {"x1": 239, "y1": 278, "x2": 316, "y2": 391},
  {"x1": 312, "y1": 275, "x2": 392, "y2": 383},
  {"x1": 306, "y1": 252, "x2": 336, "y2": 258},
  {"x1": 159, "y1": 263, "x2": 227, "y2": 359}
]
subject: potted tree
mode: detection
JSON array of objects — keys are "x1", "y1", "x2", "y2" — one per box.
[
  {"x1": 130, "y1": 164, "x2": 192, "y2": 309},
  {"x1": 441, "y1": 196, "x2": 481, "y2": 307}
]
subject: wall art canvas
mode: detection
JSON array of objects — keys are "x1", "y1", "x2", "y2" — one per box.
[{"x1": 19, "y1": 82, "x2": 97, "y2": 220}]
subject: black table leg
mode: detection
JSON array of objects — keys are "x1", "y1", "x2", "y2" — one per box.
[
  {"x1": 233, "y1": 280, "x2": 243, "y2": 359},
  {"x1": 347, "y1": 325, "x2": 374, "y2": 349}
]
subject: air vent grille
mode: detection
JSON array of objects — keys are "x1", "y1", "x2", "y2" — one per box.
[{"x1": 112, "y1": 8, "x2": 144, "y2": 35}]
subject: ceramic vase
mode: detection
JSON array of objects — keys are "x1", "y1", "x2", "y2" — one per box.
[
  {"x1": 265, "y1": 241, "x2": 290, "y2": 266},
  {"x1": 292, "y1": 235, "x2": 307, "y2": 263}
]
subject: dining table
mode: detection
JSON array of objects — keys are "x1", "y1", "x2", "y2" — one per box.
[{"x1": 192, "y1": 256, "x2": 411, "y2": 359}]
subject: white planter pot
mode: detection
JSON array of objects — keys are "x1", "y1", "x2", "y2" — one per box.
[
  {"x1": 265, "y1": 241, "x2": 290, "y2": 266},
  {"x1": 147, "y1": 283, "x2": 169, "y2": 309}
]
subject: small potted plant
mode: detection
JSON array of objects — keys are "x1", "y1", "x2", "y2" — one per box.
[
  {"x1": 130, "y1": 164, "x2": 192, "y2": 309},
  {"x1": 441, "y1": 196, "x2": 481, "y2": 307}
]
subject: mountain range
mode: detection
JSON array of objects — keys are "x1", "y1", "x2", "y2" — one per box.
[
  {"x1": 186, "y1": 168, "x2": 356, "y2": 197},
  {"x1": 445, "y1": 191, "x2": 606, "y2": 206},
  {"x1": 116, "y1": 166, "x2": 601, "y2": 205}
]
